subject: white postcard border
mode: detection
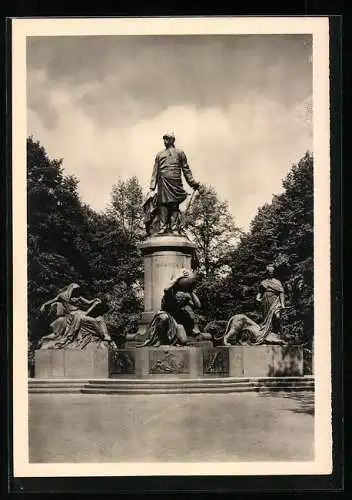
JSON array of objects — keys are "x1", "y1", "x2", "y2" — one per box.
[{"x1": 12, "y1": 16, "x2": 332, "y2": 478}]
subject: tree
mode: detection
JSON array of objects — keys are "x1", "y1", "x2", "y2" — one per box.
[
  {"x1": 27, "y1": 137, "x2": 144, "y2": 352},
  {"x1": 108, "y1": 176, "x2": 145, "y2": 242},
  {"x1": 219, "y1": 151, "x2": 314, "y2": 346},
  {"x1": 183, "y1": 184, "x2": 242, "y2": 277},
  {"x1": 27, "y1": 137, "x2": 87, "y2": 341},
  {"x1": 78, "y1": 205, "x2": 143, "y2": 291}
]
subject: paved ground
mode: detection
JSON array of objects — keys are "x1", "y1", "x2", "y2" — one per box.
[{"x1": 29, "y1": 391, "x2": 314, "y2": 463}]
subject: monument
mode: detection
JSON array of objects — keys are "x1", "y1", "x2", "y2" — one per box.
[
  {"x1": 127, "y1": 132, "x2": 203, "y2": 343},
  {"x1": 33, "y1": 133, "x2": 306, "y2": 382}
]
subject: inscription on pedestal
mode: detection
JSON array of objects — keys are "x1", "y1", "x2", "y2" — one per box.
[
  {"x1": 203, "y1": 348, "x2": 229, "y2": 376},
  {"x1": 109, "y1": 350, "x2": 136, "y2": 376},
  {"x1": 149, "y1": 349, "x2": 190, "y2": 374}
]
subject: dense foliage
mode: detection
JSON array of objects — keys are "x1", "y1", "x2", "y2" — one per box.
[
  {"x1": 183, "y1": 184, "x2": 242, "y2": 277},
  {"x1": 196, "y1": 152, "x2": 314, "y2": 347},
  {"x1": 27, "y1": 137, "x2": 314, "y2": 360},
  {"x1": 107, "y1": 176, "x2": 145, "y2": 242},
  {"x1": 27, "y1": 137, "x2": 143, "y2": 351}
]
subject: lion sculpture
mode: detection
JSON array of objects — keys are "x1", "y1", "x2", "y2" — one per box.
[{"x1": 205, "y1": 314, "x2": 287, "y2": 346}]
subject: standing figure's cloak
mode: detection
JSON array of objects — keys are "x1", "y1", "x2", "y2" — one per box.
[{"x1": 150, "y1": 147, "x2": 198, "y2": 205}]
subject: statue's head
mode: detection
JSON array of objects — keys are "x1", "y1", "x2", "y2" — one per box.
[
  {"x1": 55, "y1": 283, "x2": 81, "y2": 304},
  {"x1": 266, "y1": 264, "x2": 275, "y2": 276},
  {"x1": 163, "y1": 132, "x2": 175, "y2": 148}
]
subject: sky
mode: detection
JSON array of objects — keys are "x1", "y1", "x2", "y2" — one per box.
[{"x1": 27, "y1": 34, "x2": 312, "y2": 231}]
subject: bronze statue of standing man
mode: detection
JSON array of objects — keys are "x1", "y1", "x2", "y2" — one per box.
[{"x1": 143, "y1": 133, "x2": 200, "y2": 236}]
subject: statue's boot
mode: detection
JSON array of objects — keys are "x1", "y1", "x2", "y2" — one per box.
[
  {"x1": 170, "y1": 210, "x2": 181, "y2": 234},
  {"x1": 157, "y1": 204, "x2": 170, "y2": 234}
]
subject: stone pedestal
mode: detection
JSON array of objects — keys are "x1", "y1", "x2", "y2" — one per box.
[
  {"x1": 129, "y1": 234, "x2": 196, "y2": 342},
  {"x1": 35, "y1": 345, "x2": 109, "y2": 379},
  {"x1": 34, "y1": 346, "x2": 305, "y2": 379}
]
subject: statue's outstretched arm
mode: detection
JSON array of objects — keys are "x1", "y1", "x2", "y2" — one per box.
[
  {"x1": 79, "y1": 296, "x2": 99, "y2": 306},
  {"x1": 191, "y1": 291, "x2": 201, "y2": 309},
  {"x1": 40, "y1": 296, "x2": 59, "y2": 313}
]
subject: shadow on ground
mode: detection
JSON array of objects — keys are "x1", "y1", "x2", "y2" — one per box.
[{"x1": 259, "y1": 391, "x2": 314, "y2": 416}]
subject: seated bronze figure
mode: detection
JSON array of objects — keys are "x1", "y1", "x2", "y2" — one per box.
[{"x1": 37, "y1": 283, "x2": 116, "y2": 349}]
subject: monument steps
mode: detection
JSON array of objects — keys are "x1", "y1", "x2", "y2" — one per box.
[
  {"x1": 29, "y1": 386, "x2": 314, "y2": 394},
  {"x1": 30, "y1": 375, "x2": 312, "y2": 383},
  {"x1": 82, "y1": 382, "x2": 314, "y2": 394},
  {"x1": 29, "y1": 376, "x2": 313, "y2": 386},
  {"x1": 29, "y1": 376, "x2": 314, "y2": 394}
]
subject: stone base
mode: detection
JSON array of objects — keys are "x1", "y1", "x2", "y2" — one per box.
[
  {"x1": 35, "y1": 345, "x2": 109, "y2": 379},
  {"x1": 138, "y1": 233, "x2": 196, "y2": 317},
  {"x1": 34, "y1": 345, "x2": 304, "y2": 379}
]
